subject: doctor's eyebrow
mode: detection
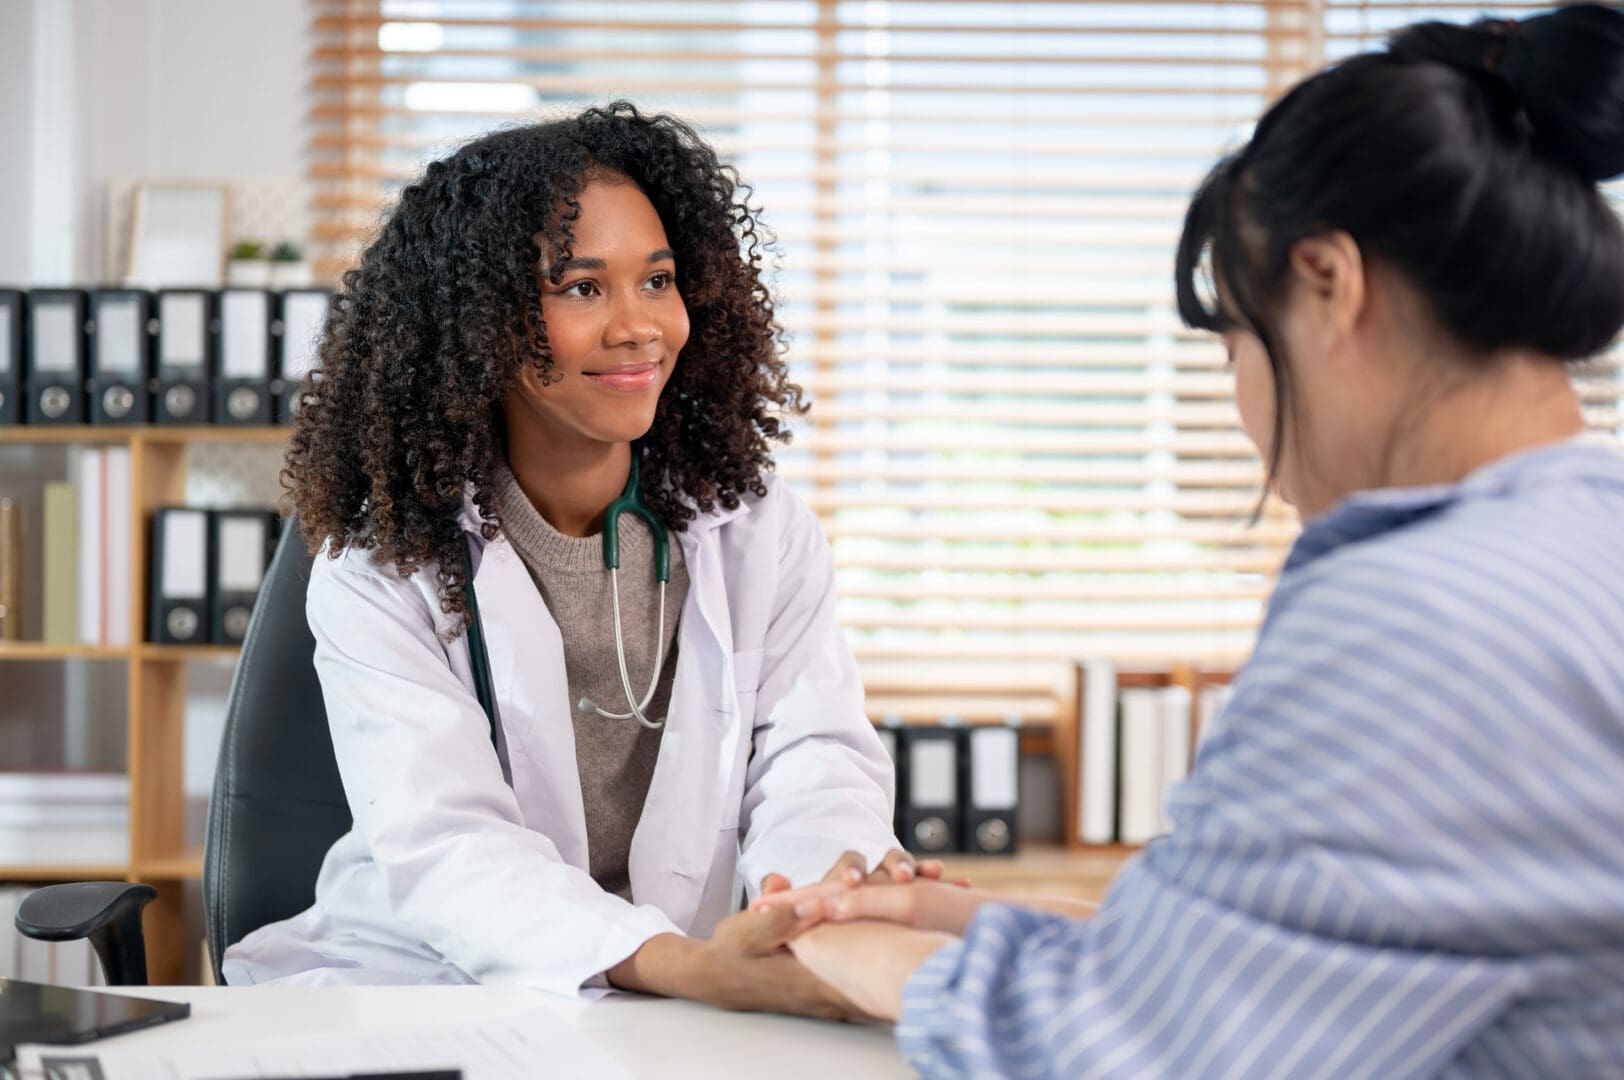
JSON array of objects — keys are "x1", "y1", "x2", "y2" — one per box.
[
  {"x1": 548, "y1": 255, "x2": 606, "y2": 274},
  {"x1": 544, "y1": 249, "x2": 675, "y2": 276}
]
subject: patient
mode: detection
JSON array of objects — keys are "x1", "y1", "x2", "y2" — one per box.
[{"x1": 757, "y1": 5, "x2": 1624, "y2": 1076}]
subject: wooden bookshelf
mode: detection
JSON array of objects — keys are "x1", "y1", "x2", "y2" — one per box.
[
  {"x1": 0, "y1": 643, "x2": 128, "y2": 661},
  {"x1": 0, "y1": 425, "x2": 288, "y2": 447},
  {"x1": 2, "y1": 424, "x2": 286, "y2": 984},
  {"x1": 0, "y1": 864, "x2": 131, "y2": 882}
]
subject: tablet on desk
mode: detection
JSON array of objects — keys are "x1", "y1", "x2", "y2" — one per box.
[{"x1": 0, "y1": 978, "x2": 190, "y2": 1062}]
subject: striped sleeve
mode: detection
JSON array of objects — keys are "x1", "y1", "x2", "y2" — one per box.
[
  {"x1": 892, "y1": 541, "x2": 1586, "y2": 1078},
  {"x1": 895, "y1": 856, "x2": 1519, "y2": 1079}
]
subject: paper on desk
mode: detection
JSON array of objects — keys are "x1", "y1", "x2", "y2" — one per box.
[{"x1": 15, "y1": 1011, "x2": 633, "y2": 1080}]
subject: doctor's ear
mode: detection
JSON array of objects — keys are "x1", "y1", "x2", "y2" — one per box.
[{"x1": 1288, "y1": 232, "x2": 1366, "y2": 336}]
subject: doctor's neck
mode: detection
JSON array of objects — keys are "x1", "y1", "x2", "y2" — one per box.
[{"x1": 502, "y1": 432, "x2": 633, "y2": 539}]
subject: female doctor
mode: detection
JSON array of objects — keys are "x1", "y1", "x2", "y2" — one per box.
[{"x1": 222, "y1": 103, "x2": 930, "y2": 1016}]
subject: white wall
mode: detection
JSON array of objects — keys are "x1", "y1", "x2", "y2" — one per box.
[
  {"x1": 0, "y1": 0, "x2": 40, "y2": 283},
  {"x1": 0, "y1": 0, "x2": 309, "y2": 285}
]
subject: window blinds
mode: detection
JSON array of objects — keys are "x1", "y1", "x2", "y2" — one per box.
[{"x1": 310, "y1": 1, "x2": 1620, "y2": 727}]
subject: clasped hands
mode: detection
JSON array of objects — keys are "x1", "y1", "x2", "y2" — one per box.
[{"x1": 740, "y1": 849, "x2": 993, "y2": 1022}]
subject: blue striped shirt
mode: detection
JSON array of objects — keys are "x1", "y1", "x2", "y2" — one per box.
[{"x1": 897, "y1": 439, "x2": 1624, "y2": 1079}]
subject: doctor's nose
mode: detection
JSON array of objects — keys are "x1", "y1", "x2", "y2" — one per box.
[{"x1": 604, "y1": 294, "x2": 662, "y2": 348}]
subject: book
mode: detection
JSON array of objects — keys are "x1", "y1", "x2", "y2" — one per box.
[
  {"x1": 0, "y1": 886, "x2": 20, "y2": 978},
  {"x1": 1159, "y1": 685, "x2": 1193, "y2": 834},
  {"x1": 1077, "y1": 657, "x2": 1118, "y2": 844},
  {"x1": 1117, "y1": 688, "x2": 1165, "y2": 845},
  {"x1": 0, "y1": 771, "x2": 130, "y2": 803},
  {"x1": 76, "y1": 448, "x2": 105, "y2": 646},
  {"x1": 41, "y1": 483, "x2": 78, "y2": 644},
  {"x1": 0, "y1": 825, "x2": 128, "y2": 865},
  {"x1": 0, "y1": 803, "x2": 129, "y2": 827},
  {"x1": 0, "y1": 496, "x2": 19, "y2": 640},
  {"x1": 104, "y1": 447, "x2": 132, "y2": 646}
]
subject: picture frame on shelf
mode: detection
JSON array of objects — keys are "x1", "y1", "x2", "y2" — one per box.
[{"x1": 126, "y1": 182, "x2": 231, "y2": 289}]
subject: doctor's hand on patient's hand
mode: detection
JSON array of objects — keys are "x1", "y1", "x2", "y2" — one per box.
[
  {"x1": 607, "y1": 906, "x2": 867, "y2": 1022},
  {"x1": 698, "y1": 903, "x2": 871, "y2": 1021},
  {"x1": 757, "y1": 848, "x2": 947, "y2": 900}
]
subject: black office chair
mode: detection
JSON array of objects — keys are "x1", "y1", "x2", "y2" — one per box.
[{"x1": 13, "y1": 520, "x2": 353, "y2": 985}]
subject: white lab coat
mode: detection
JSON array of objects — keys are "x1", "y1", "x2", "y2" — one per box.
[{"x1": 222, "y1": 474, "x2": 899, "y2": 996}]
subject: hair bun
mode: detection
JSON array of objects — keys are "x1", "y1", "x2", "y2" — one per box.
[{"x1": 1389, "y1": 4, "x2": 1624, "y2": 183}]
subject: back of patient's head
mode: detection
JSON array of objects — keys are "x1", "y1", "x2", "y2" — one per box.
[{"x1": 1176, "y1": 3, "x2": 1624, "y2": 361}]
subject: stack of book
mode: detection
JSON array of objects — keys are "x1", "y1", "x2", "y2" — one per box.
[
  {"x1": 0, "y1": 772, "x2": 129, "y2": 865},
  {"x1": 1076, "y1": 659, "x2": 1236, "y2": 846},
  {"x1": 28, "y1": 446, "x2": 134, "y2": 647}
]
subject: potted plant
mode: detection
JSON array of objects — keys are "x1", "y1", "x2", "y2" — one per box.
[
  {"x1": 269, "y1": 240, "x2": 312, "y2": 288},
  {"x1": 227, "y1": 240, "x2": 270, "y2": 287}
]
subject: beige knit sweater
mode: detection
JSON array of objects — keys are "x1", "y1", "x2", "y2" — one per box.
[{"x1": 491, "y1": 459, "x2": 688, "y2": 901}]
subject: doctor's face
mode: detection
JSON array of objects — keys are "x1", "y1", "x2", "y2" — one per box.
[{"x1": 505, "y1": 175, "x2": 689, "y2": 452}]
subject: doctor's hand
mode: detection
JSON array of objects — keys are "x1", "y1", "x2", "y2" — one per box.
[
  {"x1": 699, "y1": 903, "x2": 870, "y2": 1021},
  {"x1": 608, "y1": 908, "x2": 866, "y2": 1022},
  {"x1": 757, "y1": 848, "x2": 947, "y2": 899}
]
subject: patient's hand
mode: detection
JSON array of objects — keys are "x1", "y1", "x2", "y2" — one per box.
[
  {"x1": 759, "y1": 878, "x2": 995, "y2": 938},
  {"x1": 787, "y1": 922, "x2": 956, "y2": 1023}
]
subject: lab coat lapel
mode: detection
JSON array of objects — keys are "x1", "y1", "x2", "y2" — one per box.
[
  {"x1": 627, "y1": 509, "x2": 747, "y2": 926},
  {"x1": 468, "y1": 534, "x2": 590, "y2": 869}
]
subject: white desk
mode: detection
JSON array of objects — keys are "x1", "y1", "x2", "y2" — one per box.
[{"x1": 18, "y1": 986, "x2": 914, "y2": 1079}]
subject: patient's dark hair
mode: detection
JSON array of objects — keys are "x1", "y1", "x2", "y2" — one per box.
[{"x1": 1175, "y1": 3, "x2": 1624, "y2": 485}]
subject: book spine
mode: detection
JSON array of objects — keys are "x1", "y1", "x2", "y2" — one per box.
[
  {"x1": 0, "y1": 496, "x2": 20, "y2": 640},
  {"x1": 1079, "y1": 657, "x2": 1118, "y2": 844},
  {"x1": 76, "y1": 447, "x2": 105, "y2": 646},
  {"x1": 41, "y1": 483, "x2": 78, "y2": 644},
  {"x1": 105, "y1": 447, "x2": 133, "y2": 646}
]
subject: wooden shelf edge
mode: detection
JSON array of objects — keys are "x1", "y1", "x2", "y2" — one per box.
[
  {"x1": 0, "y1": 864, "x2": 131, "y2": 882},
  {"x1": 135, "y1": 426, "x2": 290, "y2": 446},
  {"x1": 0, "y1": 643, "x2": 129, "y2": 661},
  {"x1": 0, "y1": 425, "x2": 288, "y2": 446}
]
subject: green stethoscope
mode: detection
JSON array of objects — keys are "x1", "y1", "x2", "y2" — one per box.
[
  {"x1": 461, "y1": 451, "x2": 672, "y2": 741},
  {"x1": 581, "y1": 451, "x2": 672, "y2": 730}
]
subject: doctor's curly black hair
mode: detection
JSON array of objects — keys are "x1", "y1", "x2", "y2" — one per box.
[{"x1": 283, "y1": 101, "x2": 803, "y2": 626}]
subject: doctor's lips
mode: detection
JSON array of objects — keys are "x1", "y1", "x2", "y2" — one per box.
[{"x1": 582, "y1": 360, "x2": 662, "y2": 392}]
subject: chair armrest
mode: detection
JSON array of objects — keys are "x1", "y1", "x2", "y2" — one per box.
[{"x1": 15, "y1": 882, "x2": 156, "y2": 986}]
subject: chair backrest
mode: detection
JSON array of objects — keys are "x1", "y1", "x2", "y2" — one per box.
[{"x1": 202, "y1": 519, "x2": 352, "y2": 983}]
